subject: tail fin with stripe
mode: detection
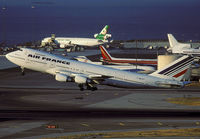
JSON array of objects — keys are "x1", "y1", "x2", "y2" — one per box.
[
  {"x1": 100, "y1": 25, "x2": 109, "y2": 35},
  {"x1": 99, "y1": 45, "x2": 113, "y2": 62},
  {"x1": 151, "y1": 56, "x2": 194, "y2": 81}
]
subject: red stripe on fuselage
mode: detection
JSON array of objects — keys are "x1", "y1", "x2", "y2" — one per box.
[{"x1": 105, "y1": 59, "x2": 157, "y2": 65}]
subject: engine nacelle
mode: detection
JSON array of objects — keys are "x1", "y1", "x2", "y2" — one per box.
[
  {"x1": 60, "y1": 44, "x2": 66, "y2": 48},
  {"x1": 94, "y1": 34, "x2": 112, "y2": 40},
  {"x1": 94, "y1": 34, "x2": 98, "y2": 38},
  {"x1": 74, "y1": 75, "x2": 91, "y2": 84},
  {"x1": 104, "y1": 34, "x2": 112, "y2": 39},
  {"x1": 55, "y1": 73, "x2": 72, "y2": 82}
]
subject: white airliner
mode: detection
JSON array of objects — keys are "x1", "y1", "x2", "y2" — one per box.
[
  {"x1": 100, "y1": 46, "x2": 157, "y2": 66},
  {"x1": 74, "y1": 56, "x2": 155, "y2": 74},
  {"x1": 6, "y1": 48, "x2": 194, "y2": 91},
  {"x1": 168, "y1": 34, "x2": 200, "y2": 55},
  {"x1": 41, "y1": 25, "x2": 111, "y2": 48}
]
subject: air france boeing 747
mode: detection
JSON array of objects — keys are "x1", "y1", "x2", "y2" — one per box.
[{"x1": 6, "y1": 48, "x2": 194, "y2": 91}]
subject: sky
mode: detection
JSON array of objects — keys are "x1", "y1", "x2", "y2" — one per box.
[{"x1": 0, "y1": 0, "x2": 200, "y2": 44}]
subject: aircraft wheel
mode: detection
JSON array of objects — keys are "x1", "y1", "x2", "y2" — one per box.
[
  {"x1": 21, "y1": 71, "x2": 25, "y2": 76},
  {"x1": 78, "y1": 84, "x2": 84, "y2": 91},
  {"x1": 86, "y1": 85, "x2": 91, "y2": 90},
  {"x1": 91, "y1": 87, "x2": 97, "y2": 91}
]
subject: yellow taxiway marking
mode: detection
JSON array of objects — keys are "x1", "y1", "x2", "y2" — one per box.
[
  {"x1": 167, "y1": 97, "x2": 200, "y2": 106},
  {"x1": 41, "y1": 128, "x2": 200, "y2": 139},
  {"x1": 186, "y1": 82, "x2": 200, "y2": 87}
]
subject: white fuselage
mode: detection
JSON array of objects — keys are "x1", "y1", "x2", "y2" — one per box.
[
  {"x1": 180, "y1": 48, "x2": 200, "y2": 55},
  {"x1": 172, "y1": 44, "x2": 200, "y2": 55},
  {"x1": 6, "y1": 48, "x2": 183, "y2": 89},
  {"x1": 42, "y1": 37, "x2": 108, "y2": 48}
]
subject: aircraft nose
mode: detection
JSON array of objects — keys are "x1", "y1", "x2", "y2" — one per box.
[
  {"x1": 5, "y1": 52, "x2": 13, "y2": 61},
  {"x1": 5, "y1": 53, "x2": 10, "y2": 60}
]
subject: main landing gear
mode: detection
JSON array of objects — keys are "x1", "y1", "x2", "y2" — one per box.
[
  {"x1": 78, "y1": 84, "x2": 84, "y2": 91},
  {"x1": 78, "y1": 84, "x2": 98, "y2": 91}
]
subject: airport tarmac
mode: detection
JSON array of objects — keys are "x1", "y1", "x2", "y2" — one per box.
[{"x1": 1, "y1": 67, "x2": 200, "y2": 138}]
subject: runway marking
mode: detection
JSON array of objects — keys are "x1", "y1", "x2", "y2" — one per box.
[
  {"x1": 81, "y1": 123, "x2": 89, "y2": 127},
  {"x1": 157, "y1": 122, "x2": 163, "y2": 126},
  {"x1": 41, "y1": 128, "x2": 200, "y2": 138},
  {"x1": 167, "y1": 97, "x2": 200, "y2": 106},
  {"x1": 114, "y1": 93, "x2": 119, "y2": 96},
  {"x1": 119, "y1": 122, "x2": 125, "y2": 126}
]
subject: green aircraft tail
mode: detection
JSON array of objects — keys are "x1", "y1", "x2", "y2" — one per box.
[{"x1": 94, "y1": 25, "x2": 111, "y2": 40}]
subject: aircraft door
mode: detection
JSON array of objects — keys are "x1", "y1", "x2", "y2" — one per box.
[{"x1": 24, "y1": 50, "x2": 31, "y2": 64}]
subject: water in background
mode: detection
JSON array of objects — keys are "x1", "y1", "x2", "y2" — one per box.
[{"x1": 0, "y1": 0, "x2": 200, "y2": 45}]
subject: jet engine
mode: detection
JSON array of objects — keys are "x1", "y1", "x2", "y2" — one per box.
[
  {"x1": 49, "y1": 34, "x2": 58, "y2": 45},
  {"x1": 60, "y1": 41, "x2": 73, "y2": 48},
  {"x1": 104, "y1": 34, "x2": 112, "y2": 39},
  {"x1": 74, "y1": 75, "x2": 92, "y2": 84},
  {"x1": 55, "y1": 73, "x2": 72, "y2": 82},
  {"x1": 94, "y1": 34, "x2": 98, "y2": 38},
  {"x1": 60, "y1": 44, "x2": 66, "y2": 48},
  {"x1": 94, "y1": 34, "x2": 112, "y2": 40}
]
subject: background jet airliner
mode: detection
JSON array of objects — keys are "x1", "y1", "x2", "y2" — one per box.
[
  {"x1": 100, "y1": 46, "x2": 157, "y2": 66},
  {"x1": 74, "y1": 56, "x2": 155, "y2": 74},
  {"x1": 41, "y1": 25, "x2": 111, "y2": 49},
  {"x1": 6, "y1": 48, "x2": 193, "y2": 91},
  {"x1": 168, "y1": 34, "x2": 200, "y2": 55}
]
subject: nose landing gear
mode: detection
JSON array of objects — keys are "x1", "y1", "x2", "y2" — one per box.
[{"x1": 21, "y1": 67, "x2": 25, "y2": 76}]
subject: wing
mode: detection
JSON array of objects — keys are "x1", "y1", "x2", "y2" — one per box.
[{"x1": 55, "y1": 70, "x2": 112, "y2": 84}]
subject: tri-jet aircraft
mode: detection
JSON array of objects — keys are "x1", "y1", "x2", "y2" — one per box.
[
  {"x1": 41, "y1": 25, "x2": 111, "y2": 49},
  {"x1": 6, "y1": 48, "x2": 194, "y2": 91},
  {"x1": 168, "y1": 34, "x2": 200, "y2": 55}
]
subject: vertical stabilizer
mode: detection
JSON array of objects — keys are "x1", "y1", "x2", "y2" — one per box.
[
  {"x1": 168, "y1": 34, "x2": 179, "y2": 48},
  {"x1": 94, "y1": 25, "x2": 111, "y2": 40},
  {"x1": 151, "y1": 55, "x2": 194, "y2": 81},
  {"x1": 99, "y1": 45, "x2": 113, "y2": 61},
  {"x1": 100, "y1": 25, "x2": 109, "y2": 35},
  {"x1": 167, "y1": 34, "x2": 191, "y2": 53}
]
